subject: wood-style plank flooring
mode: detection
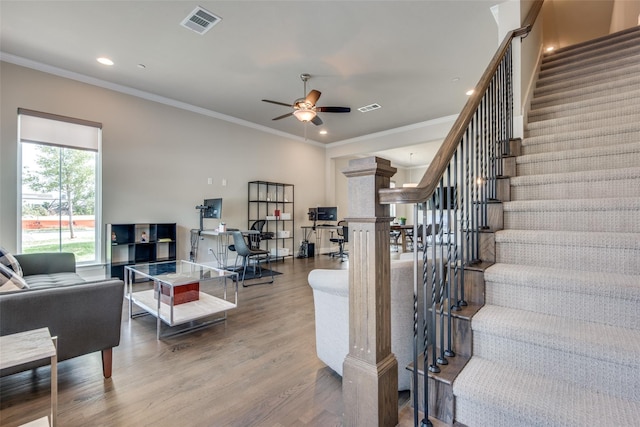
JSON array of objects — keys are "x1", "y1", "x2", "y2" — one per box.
[{"x1": 0, "y1": 255, "x2": 437, "y2": 426}]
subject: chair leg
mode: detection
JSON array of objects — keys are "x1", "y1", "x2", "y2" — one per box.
[{"x1": 241, "y1": 254, "x2": 274, "y2": 287}]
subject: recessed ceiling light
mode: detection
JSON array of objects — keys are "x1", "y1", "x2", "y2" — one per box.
[
  {"x1": 452, "y1": 77, "x2": 460, "y2": 82},
  {"x1": 319, "y1": 130, "x2": 328, "y2": 135},
  {"x1": 465, "y1": 89, "x2": 474, "y2": 96},
  {"x1": 545, "y1": 46, "x2": 555, "y2": 53},
  {"x1": 97, "y1": 57, "x2": 114, "y2": 66},
  {"x1": 137, "y1": 63, "x2": 146, "y2": 69}
]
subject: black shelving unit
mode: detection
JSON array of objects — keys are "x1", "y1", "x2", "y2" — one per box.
[
  {"x1": 247, "y1": 181, "x2": 294, "y2": 261},
  {"x1": 106, "y1": 223, "x2": 176, "y2": 279}
]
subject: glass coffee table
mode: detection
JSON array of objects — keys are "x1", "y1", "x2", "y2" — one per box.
[{"x1": 125, "y1": 260, "x2": 238, "y2": 339}]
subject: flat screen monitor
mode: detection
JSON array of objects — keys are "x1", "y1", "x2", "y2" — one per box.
[
  {"x1": 203, "y1": 198, "x2": 222, "y2": 219},
  {"x1": 316, "y1": 206, "x2": 338, "y2": 221}
]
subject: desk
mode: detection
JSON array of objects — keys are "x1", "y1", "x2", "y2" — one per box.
[
  {"x1": 390, "y1": 224, "x2": 413, "y2": 252},
  {"x1": 190, "y1": 229, "x2": 258, "y2": 269},
  {"x1": 0, "y1": 328, "x2": 57, "y2": 426},
  {"x1": 300, "y1": 224, "x2": 343, "y2": 256}
]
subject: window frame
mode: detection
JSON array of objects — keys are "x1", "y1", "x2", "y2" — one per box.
[{"x1": 17, "y1": 109, "x2": 103, "y2": 266}]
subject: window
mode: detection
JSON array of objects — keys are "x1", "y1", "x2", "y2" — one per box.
[{"x1": 18, "y1": 109, "x2": 102, "y2": 264}]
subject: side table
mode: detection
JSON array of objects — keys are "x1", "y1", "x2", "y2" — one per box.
[{"x1": 0, "y1": 328, "x2": 58, "y2": 426}]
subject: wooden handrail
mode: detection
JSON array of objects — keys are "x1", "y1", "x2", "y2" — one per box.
[{"x1": 379, "y1": 0, "x2": 544, "y2": 205}]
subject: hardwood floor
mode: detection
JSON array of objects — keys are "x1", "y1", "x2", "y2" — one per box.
[{"x1": 0, "y1": 255, "x2": 430, "y2": 427}]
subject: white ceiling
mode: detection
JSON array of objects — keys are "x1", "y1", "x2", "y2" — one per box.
[{"x1": 0, "y1": 1, "x2": 614, "y2": 167}]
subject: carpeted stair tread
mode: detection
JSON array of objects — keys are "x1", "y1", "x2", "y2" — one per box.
[
  {"x1": 494, "y1": 230, "x2": 640, "y2": 274},
  {"x1": 516, "y1": 142, "x2": 640, "y2": 175},
  {"x1": 526, "y1": 102, "x2": 640, "y2": 133},
  {"x1": 471, "y1": 305, "x2": 640, "y2": 370},
  {"x1": 471, "y1": 305, "x2": 640, "y2": 399},
  {"x1": 484, "y1": 263, "x2": 640, "y2": 329},
  {"x1": 510, "y1": 166, "x2": 640, "y2": 186},
  {"x1": 522, "y1": 124, "x2": 640, "y2": 155},
  {"x1": 526, "y1": 112, "x2": 640, "y2": 138},
  {"x1": 541, "y1": 26, "x2": 640, "y2": 68},
  {"x1": 537, "y1": 58, "x2": 640, "y2": 95},
  {"x1": 453, "y1": 357, "x2": 640, "y2": 427},
  {"x1": 503, "y1": 198, "x2": 640, "y2": 233},
  {"x1": 538, "y1": 48, "x2": 640, "y2": 86},
  {"x1": 528, "y1": 87, "x2": 640, "y2": 122},
  {"x1": 495, "y1": 228, "x2": 639, "y2": 249},
  {"x1": 530, "y1": 73, "x2": 640, "y2": 109}
]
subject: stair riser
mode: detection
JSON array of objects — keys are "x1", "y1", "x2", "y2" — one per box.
[
  {"x1": 539, "y1": 45, "x2": 640, "y2": 79},
  {"x1": 495, "y1": 242, "x2": 639, "y2": 275},
  {"x1": 537, "y1": 61, "x2": 640, "y2": 94},
  {"x1": 522, "y1": 130, "x2": 640, "y2": 155},
  {"x1": 516, "y1": 151, "x2": 640, "y2": 176},
  {"x1": 463, "y1": 268, "x2": 485, "y2": 306},
  {"x1": 486, "y1": 280, "x2": 640, "y2": 330},
  {"x1": 455, "y1": 397, "x2": 526, "y2": 427},
  {"x1": 542, "y1": 27, "x2": 640, "y2": 63},
  {"x1": 504, "y1": 210, "x2": 640, "y2": 233},
  {"x1": 434, "y1": 314, "x2": 472, "y2": 358},
  {"x1": 526, "y1": 113, "x2": 640, "y2": 138},
  {"x1": 531, "y1": 75, "x2": 640, "y2": 110},
  {"x1": 511, "y1": 177, "x2": 640, "y2": 201},
  {"x1": 529, "y1": 90, "x2": 640, "y2": 122},
  {"x1": 410, "y1": 375, "x2": 454, "y2": 424},
  {"x1": 526, "y1": 103, "x2": 640, "y2": 133},
  {"x1": 472, "y1": 331, "x2": 639, "y2": 399},
  {"x1": 538, "y1": 54, "x2": 640, "y2": 91}
]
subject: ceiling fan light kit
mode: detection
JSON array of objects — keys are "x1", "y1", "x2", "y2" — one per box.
[
  {"x1": 292, "y1": 108, "x2": 316, "y2": 122},
  {"x1": 262, "y1": 73, "x2": 350, "y2": 126}
]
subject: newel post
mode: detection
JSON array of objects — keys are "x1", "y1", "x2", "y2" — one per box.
[{"x1": 342, "y1": 156, "x2": 398, "y2": 426}]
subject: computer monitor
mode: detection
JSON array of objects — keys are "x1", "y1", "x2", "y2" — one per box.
[
  {"x1": 203, "y1": 198, "x2": 223, "y2": 219},
  {"x1": 316, "y1": 207, "x2": 338, "y2": 221}
]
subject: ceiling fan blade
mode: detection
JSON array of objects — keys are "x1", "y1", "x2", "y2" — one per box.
[
  {"x1": 305, "y1": 90, "x2": 321, "y2": 106},
  {"x1": 316, "y1": 106, "x2": 351, "y2": 113},
  {"x1": 272, "y1": 112, "x2": 293, "y2": 121},
  {"x1": 311, "y1": 115, "x2": 323, "y2": 126},
  {"x1": 262, "y1": 99, "x2": 293, "y2": 107}
]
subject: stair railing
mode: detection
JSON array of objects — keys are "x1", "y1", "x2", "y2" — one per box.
[{"x1": 378, "y1": 2, "x2": 543, "y2": 425}]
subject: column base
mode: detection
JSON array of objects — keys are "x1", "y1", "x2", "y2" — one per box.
[{"x1": 343, "y1": 353, "x2": 399, "y2": 427}]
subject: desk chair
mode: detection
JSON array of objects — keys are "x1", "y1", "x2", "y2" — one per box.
[
  {"x1": 330, "y1": 221, "x2": 348, "y2": 262},
  {"x1": 231, "y1": 231, "x2": 274, "y2": 287},
  {"x1": 390, "y1": 230, "x2": 401, "y2": 252}
]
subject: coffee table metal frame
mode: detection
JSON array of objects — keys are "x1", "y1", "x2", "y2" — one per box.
[{"x1": 126, "y1": 260, "x2": 238, "y2": 339}]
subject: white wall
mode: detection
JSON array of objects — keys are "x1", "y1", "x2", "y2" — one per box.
[{"x1": 0, "y1": 61, "x2": 326, "y2": 262}]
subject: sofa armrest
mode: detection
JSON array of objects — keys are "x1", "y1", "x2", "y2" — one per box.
[
  {"x1": 308, "y1": 269, "x2": 349, "y2": 297},
  {"x1": 0, "y1": 279, "x2": 124, "y2": 377},
  {"x1": 13, "y1": 252, "x2": 76, "y2": 276}
]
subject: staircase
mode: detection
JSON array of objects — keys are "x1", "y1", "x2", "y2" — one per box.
[{"x1": 451, "y1": 27, "x2": 640, "y2": 426}]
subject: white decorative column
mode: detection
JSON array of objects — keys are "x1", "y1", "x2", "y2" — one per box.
[{"x1": 342, "y1": 156, "x2": 398, "y2": 427}]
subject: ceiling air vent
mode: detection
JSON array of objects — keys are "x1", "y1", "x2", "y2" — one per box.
[
  {"x1": 358, "y1": 103, "x2": 382, "y2": 113},
  {"x1": 180, "y1": 6, "x2": 221, "y2": 35}
]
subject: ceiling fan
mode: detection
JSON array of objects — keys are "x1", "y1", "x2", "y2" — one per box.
[{"x1": 262, "y1": 73, "x2": 350, "y2": 126}]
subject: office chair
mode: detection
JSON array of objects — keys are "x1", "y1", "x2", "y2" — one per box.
[
  {"x1": 329, "y1": 220, "x2": 348, "y2": 262},
  {"x1": 390, "y1": 230, "x2": 401, "y2": 252},
  {"x1": 228, "y1": 220, "x2": 266, "y2": 256},
  {"x1": 231, "y1": 231, "x2": 274, "y2": 287},
  {"x1": 404, "y1": 227, "x2": 414, "y2": 250}
]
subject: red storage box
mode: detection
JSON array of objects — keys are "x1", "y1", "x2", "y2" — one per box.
[{"x1": 154, "y1": 282, "x2": 200, "y2": 305}]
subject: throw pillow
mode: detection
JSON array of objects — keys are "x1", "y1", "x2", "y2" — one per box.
[
  {"x1": 0, "y1": 245, "x2": 24, "y2": 276},
  {"x1": 0, "y1": 263, "x2": 29, "y2": 292}
]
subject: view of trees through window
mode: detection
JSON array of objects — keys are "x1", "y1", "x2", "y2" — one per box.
[{"x1": 21, "y1": 142, "x2": 98, "y2": 262}]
